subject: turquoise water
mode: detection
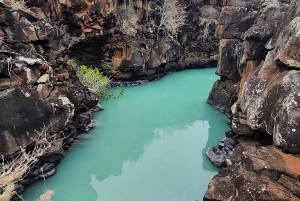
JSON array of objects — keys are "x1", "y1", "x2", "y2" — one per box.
[{"x1": 23, "y1": 69, "x2": 229, "y2": 201}]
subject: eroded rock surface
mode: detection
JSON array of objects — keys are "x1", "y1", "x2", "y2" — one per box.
[
  {"x1": 206, "y1": 0, "x2": 300, "y2": 199},
  {"x1": 205, "y1": 138, "x2": 300, "y2": 201},
  {"x1": 208, "y1": 0, "x2": 300, "y2": 152}
]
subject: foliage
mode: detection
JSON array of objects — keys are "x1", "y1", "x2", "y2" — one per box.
[
  {"x1": 67, "y1": 59, "x2": 123, "y2": 101},
  {"x1": 155, "y1": 0, "x2": 187, "y2": 43},
  {"x1": 116, "y1": 2, "x2": 139, "y2": 37}
]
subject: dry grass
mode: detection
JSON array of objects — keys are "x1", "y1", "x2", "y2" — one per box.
[
  {"x1": 0, "y1": 127, "x2": 60, "y2": 200},
  {"x1": 36, "y1": 189, "x2": 55, "y2": 201},
  {"x1": 0, "y1": 184, "x2": 15, "y2": 201}
]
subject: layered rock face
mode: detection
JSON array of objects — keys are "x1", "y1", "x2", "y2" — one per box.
[
  {"x1": 208, "y1": 0, "x2": 300, "y2": 153},
  {"x1": 206, "y1": 0, "x2": 300, "y2": 199},
  {"x1": 34, "y1": 0, "x2": 222, "y2": 83},
  {"x1": 0, "y1": 0, "x2": 99, "y2": 190},
  {"x1": 205, "y1": 138, "x2": 300, "y2": 201},
  {"x1": 0, "y1": 0, "x2": 100, "y2": 156}
]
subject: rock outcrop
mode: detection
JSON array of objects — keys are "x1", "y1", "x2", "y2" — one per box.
[
  {"x1": 206, "y1": 0, "x2": 300, "y2": 199},
  {"x1": 0, "y1": 0, "x2": 99, "y2": 192},
  {"x1": 208, "y1": 0, "x2": 300, "y2": 153},
  {"x1": 205, "y1": 138, "x2": 300, "y2": 201}
]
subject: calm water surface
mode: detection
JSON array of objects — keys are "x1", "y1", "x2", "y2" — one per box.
[{"x1": 23, "y1": 69, "x2": 229, "y2": 201}]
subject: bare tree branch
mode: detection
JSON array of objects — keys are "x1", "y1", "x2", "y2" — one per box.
[
  {"x1": 0, "y1": 126, "x2": 65, "y2": 200},
  {"x1": 155, "y1": 0, "x2": 187, "y2": 43}
]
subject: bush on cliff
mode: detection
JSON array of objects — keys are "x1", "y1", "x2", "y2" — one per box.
[{"x1": 67, "y1": 59, "x2": 123, "y2": 101}]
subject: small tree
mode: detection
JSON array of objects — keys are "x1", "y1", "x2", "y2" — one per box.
[
  {"x1": 155, "y1": 0, "x2": 187, "y2": 43},
  {"x1": 67, "y1": 60, "x2": 123, "y2": 101}
]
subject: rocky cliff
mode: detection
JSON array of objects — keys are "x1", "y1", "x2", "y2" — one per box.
[
  {"x1": 206, "y1": 0, "x2": 300, "y2": 200},
  {"x1": 43, "y1": 0, "x2": 222, "y2": 84}
]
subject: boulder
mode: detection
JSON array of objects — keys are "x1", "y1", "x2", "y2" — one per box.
[
  {"x1": 93, "y1": 103, "x2": 104, "y2": 112},
  {"x1": 206, "y1": 137, "x2": 237, "y2": 167},
  {"x1": 207, "y1": 79, "x2": 239, "y2": 116},
  {"x1": 5, "y1": 17, "x2": 38, "y2": 43}
]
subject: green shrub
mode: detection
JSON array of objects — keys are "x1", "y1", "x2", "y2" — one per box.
[{"x1": 67, "y1": 59, "x2": 123, "y2": 100}]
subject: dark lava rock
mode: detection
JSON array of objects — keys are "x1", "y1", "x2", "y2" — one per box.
[
  {"x1": 204, "y1": 138, "x2": 300, "y2": 201},
  {"x1": 206, "y1": 137, "x2": 237, "y2": 167},
  {"x1": 41, "y1": 140, "x2": 65, "y2": 163}
]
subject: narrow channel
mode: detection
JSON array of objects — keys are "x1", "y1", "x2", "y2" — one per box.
[{"x1": 23, "y1": 69, "x2": 229, "y2": 201}]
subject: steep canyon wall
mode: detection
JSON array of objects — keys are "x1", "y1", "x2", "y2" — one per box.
[{"x1": 206, "y1": 0, "x2": 300, "y2": 200}]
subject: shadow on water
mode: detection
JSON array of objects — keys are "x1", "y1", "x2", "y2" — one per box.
[{"x1": 23, "y1": 69, "x2": 229, "y2": 201}]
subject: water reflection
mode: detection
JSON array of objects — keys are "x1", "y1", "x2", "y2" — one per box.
[
  {"x1": 89, "y1": 120, "x2": 216, "y2": 201},
  {"x1": 23, "y1": 69, "x2": 229, "y2": 201}
]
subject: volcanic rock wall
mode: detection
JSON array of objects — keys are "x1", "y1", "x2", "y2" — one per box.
[
  {"x1": 208, "y1": 0, "x2": 300, "y2": 154},
  {"x1": 57, "y1": 0, "x2": 223, "y2": 83},
  {"x1": 205, "y1": 0, "x2": 300, "y2": 199},
  {"x1": 0, "y1": 0, "x2": 98, "y2": 156}
]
